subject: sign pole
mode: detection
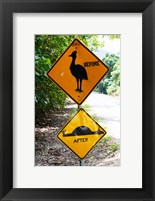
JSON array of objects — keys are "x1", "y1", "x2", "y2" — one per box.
[
  {"x1": 80, "y1": 159, "x2": 84, "y2": 166},
  {"x1": 77, "y1": 104, "x2": 84, "y2": 166},
  {"x1": 78, "y1": 104, "x2": 81, "y2": 110},
  {"x1": 47, "y1": 38, "x2": 108, "y2": 165}
]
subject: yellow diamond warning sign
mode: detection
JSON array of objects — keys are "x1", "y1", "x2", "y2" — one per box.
[
  {"x1": 47, "y1": 38, "x2": 109, "y2": 105},
  {"x1": 57, "y1": 108, "x2": 106, "y2": 159}
]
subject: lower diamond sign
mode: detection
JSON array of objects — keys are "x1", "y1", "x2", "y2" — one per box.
[{"x1": 57, "y1": 108, "x2": 106, "y2": 159}]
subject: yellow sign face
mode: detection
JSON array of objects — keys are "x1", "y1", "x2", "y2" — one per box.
[
  {"x1": 57, "y1": 108, "x2": 106, "y2": 159},
  {"x1": 47, "y1": 39, "x2": 109, "y2": 105}
]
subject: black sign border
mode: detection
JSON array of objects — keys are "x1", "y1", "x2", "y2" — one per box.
[{"x1": 47, "y1": 38, "x2": 110, "y2": 105}]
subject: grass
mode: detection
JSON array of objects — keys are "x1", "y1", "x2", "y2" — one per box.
[
  {"x1": 82, "y1": 104, "x2": 91, "y2": 111},
  {"x1": 101, "y1": 135, "x2": 112, "y2": 142},
  {"x1": 91, "y1": 114, "x2": 102, "y2": 122},
  {"x1": 69, "y1": 104, "x2": 92, "y2": 118},
  {"x1": 110, "y1": 143, "x2": 119, "y2": 152},
  {"x1": 101, "y1": 135, "x2": 119, "y2": 152}
]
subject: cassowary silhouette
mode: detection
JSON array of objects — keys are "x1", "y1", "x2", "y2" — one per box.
[{"x1": 69, "y1": 51, "x2": 88, "y2": 93}]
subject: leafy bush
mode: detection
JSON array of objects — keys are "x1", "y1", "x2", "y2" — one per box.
[
  {"x1": 95, "y1": 53, "x2": 120, "y2": 95},
  {"x1": 106, "y1": 60, "x2": 120, "y2": 95},
  {"x1": 35, "y1": 55, "x2": 67, "y2": 114}
]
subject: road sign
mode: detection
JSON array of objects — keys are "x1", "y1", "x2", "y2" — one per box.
[
  {"x1": 57, "y1": 108, "x2": 106, "y2": 160},
  {"x1": 47, "y1": 38, "x2": 109, "y2": 105}
]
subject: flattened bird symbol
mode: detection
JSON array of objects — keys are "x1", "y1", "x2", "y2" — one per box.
[{"x1": 62, "y1": 126, "x2": 105, "y2": 137}]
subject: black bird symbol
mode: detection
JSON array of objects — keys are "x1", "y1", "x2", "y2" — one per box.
[
  {"x1": 69, "y1": 51, "x2": 88, "y2": 93},
  {"x1": 62, "y1": 126, "x2": 105, "y2": 137}
]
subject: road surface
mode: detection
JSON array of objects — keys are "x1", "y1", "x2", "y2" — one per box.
[{"x1": 83, "y1": 92, "x2": 120, "y2": 139}]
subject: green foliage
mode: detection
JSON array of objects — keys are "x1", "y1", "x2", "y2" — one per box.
[
  {"x1": 109, "y1": 35, "x2": 120, "y2": 39},
  {"x1": 35, "y1": 56, "x2": 67, "y2": 114},
  {"x1": 106, "y1": 60, "x2": 120, "y2": 95},
  {"x1": 102, "y1": 135, "x2": 112, "y2": 142},
  {"x1": 110, "y1": 143, "x2": 119, "y2": 152},
  {"x1": 95, "y1": 53, "x2": 120, "y2": 95},
  {"x1": 102, "y1": 34, "x2": 120, "y2": 40},
  {"x1": 35, "y1": 35, "x2": 104, "y2": 114}
]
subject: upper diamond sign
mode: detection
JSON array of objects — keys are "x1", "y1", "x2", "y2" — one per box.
[{"x1": 47, "y1": 38, "x2": 109, "y2": 105}]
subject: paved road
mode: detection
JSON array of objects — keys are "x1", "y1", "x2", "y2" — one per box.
[{"x1": 83, "y1": 92, "x2": 120, "y2": 139}]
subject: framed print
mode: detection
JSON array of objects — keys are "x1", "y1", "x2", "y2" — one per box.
[
  {"x1": 15, "y1": 14, "x2": 141, "y2": 188},
  {"x1": 0, "y1": 0, "x2": 155, "y2": 200}
]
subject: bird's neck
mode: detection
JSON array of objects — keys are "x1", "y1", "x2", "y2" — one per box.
[{"x1": 70, "y1": 57, "x2": 76, "y2": 68}]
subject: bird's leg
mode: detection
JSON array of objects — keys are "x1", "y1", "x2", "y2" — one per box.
[
  {"x1": 79, "y1": 79, "x2": 83, "y2": 93},
  {"x1": 75, "y1": 78, "x2": 79, "y2": 91}
]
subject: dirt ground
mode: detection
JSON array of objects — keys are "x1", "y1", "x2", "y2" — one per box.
[{"x1": 35, "y1": 100, "x2": 120, "y2": 166}]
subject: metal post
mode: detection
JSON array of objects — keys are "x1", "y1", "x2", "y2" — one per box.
[
  {"x1": 77, "y1": 104, "x2": 84, "y2": 166},
  {"x1": 78, "y1": 104, "x2": 81, "y2": 110},
  {"x1": 80, "y1": 159, "x2": 84, "y2": 166}
]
